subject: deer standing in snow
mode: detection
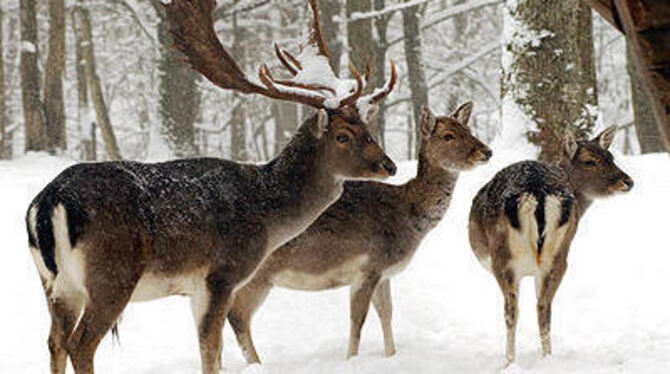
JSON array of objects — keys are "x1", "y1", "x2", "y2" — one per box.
[
  {"x1": 26, "y1": 1, "x2": 398, "y2": 373},
  {"x1": 228, "y1": 103, "x2": 492, "y2": 363},
  {"x1": 468, "y1": 126, "x2": 633, "y2": 365}
]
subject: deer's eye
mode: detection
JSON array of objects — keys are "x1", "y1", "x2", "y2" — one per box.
[
  {"x1": 364, "y1": 134, "x2": 373, "y2": 143},
  {"x1": 584, "y1": 160, "x2": 597, "y2": 167},
  {"x1": 336, "y1": 134, "x2": 350, "y2": 143},
  {"x1": 443, "y1": 134, "x2": 455, "y2": 142}
]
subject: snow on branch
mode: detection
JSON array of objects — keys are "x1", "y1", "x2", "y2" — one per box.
[
  {"x1": 335, "y1": 0, "x2": 434, "y2": 23},
  {"x1": 386, "y1": 40, "x2": 500, "y2": 109},
  {"x1": 388, "y1": 0, "x2": 503, "y2": 46}
]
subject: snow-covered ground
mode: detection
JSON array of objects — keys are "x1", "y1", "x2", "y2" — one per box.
[{"x1": 2, "y1": 150, "x2": 670, "y2": 373}]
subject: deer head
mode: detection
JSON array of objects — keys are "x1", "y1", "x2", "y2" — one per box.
[
  {"x1": 561, "y1": 126, "x2": 634, "y2": 197},
  {"x1": 418, "y1": 102, "x2": 492, "y2": 171},
  {"x1": 164, "y1": 0, "x2": 397, "y2": 179}
]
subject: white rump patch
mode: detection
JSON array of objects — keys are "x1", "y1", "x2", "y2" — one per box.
[
  {"x1": 507, "y1": 194, "x2": 571, "y2": 279},
  {"x1": 51, "y1": 204, "x2": 88, "y2": 300},
  {"x1": 507, "y1": 194, "x2": 540, "y2": 277}
]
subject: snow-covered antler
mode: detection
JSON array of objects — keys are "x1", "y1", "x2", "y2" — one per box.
[{"x1": 164, "y1": 0, "x2": 396, "y2": 111}]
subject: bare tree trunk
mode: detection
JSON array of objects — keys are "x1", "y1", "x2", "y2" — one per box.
[
  {"x1": 372, "y1": 0, "x2": 390, "y2": 145},
  {"x1": 0, "y1": 5, "x2": 8, "y2": 159},
  {"x1": 77, "y1": 6, "x2": 121, "y2": 160},
  {"x1": 502, "y1": 0, "x2": 597, "y2": 162},
  {"x1": 402, "y1": 1, "x2": 429, "y2": 157},
  {"x1": 320, "y1": 0, "x2": 342, "y2": 74},
  {"x1": 44, "y1": 0, "x2": 66, "y2": 152},
  {"x1": 347, "y1": 0, "x2": 390, "y2": 140},
  {"x1": 20, "y1": 0, "x2": 47, "y2": 152},
  {"x1": 156, "y1": 7, "x2": 201, "y2": 158},
  {"x1": 346, "y1": 0, "x2": 372, "y2": 74},
  {"x1": 272, "y1": 5, "x2": 299, "y2": 156},
  {"x1": 230, "y1": 14, "x2": 247, "y2": 161},
  {"x1": 273, "y1": 102, "x2": 297, "y2": 156},
  {"x1": 627, "y1": 44, "x2": 662, "y2": 154},
  {"x1": 71, "y1": 8, "x2": 94, "y2": 160}
]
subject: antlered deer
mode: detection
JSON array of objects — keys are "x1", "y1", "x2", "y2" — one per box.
[
  {"x1": 228, "y1": 103, "x2": 492, "y2": 363},
  {"x1": 26, "y1": 1, "x2": 398, "y2": 373},
  {"x1": 468, "y1": 126, "x2": 634, "y2": 365}
]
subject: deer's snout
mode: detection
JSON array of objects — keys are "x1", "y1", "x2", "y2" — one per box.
[
  {"x1": 620, "y1": 175, "x2": 634, "y2": 191},
  {"x1": 470, "y1": 147, "x2": 493, "y2": 164},
  {"x1": 610, "y1": 174, "x2": 634, "y2": 193},
  {"x1": 379, "y1": 156, "x2": 397, "y2": 176}
]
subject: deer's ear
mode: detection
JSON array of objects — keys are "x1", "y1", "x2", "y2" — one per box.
[
  {"x1": 419, "y1": 105, "x2": 437, "y2": 137},
  {"x1": 592, "y1": 125, "x2": 617, "y2": 150},
  {"x1": 563, "y1": 130, "x2": 579, "y2": 160},
  {"x1": 365, "y1": 103, "x2": 380, "y2": 124},
  {"x1": 312, "y1": 109, "x2": 329, "y2": 139},
  {"x1": 451, "y1": 101, "x2": 473, "y2": 126}
]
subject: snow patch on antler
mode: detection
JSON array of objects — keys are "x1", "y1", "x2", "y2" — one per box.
[{"x1": 275, "y1": 45, "x2": 360, "y2": 109}]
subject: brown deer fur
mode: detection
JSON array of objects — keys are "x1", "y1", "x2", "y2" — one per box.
[
  {"x1": 468, "y1": 126, "x2": 633, "y2": 365},
  {"x1": 228, "y1": 102, "x2": 492, "y2": 363}
]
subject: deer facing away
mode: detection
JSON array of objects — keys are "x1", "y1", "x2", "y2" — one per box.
[
  {"x1": 25, "y1": 1, "x2": 398, "y2": 373},
  {"x1": 468, "y1": 126, "x2": 633, "y2": 365},
  {"x1": 228, "y1": 102, "x2": 492, "y2": 363}
]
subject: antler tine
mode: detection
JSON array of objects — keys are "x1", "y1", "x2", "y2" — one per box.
[
  {"x1": 258, "y1": 64, "x2": 327, "y2": 108},
  {"x1": 367, "y1": 59, "x2": 397, "y2": 104},
  {"x1": 274, "y1": 43, "x2": 298, "y2": 76},
  {"x1": 340, "y1": 62, "x2": 364, "y2": 107},
  {"x1": 307, "y1": 0, "x2": 332, "y2": 64},
  {"x1": 164, "y1": 0, "x2": 329, "y2": 109}
]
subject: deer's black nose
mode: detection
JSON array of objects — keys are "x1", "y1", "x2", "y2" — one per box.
[
  {"x1": 381, "y1": 156, "x2": 397, "y2": 176},
  {"x1": 623, "y1": 176, "x2": 634, "y2": 191},
  {"x1": 481, "y1": 148, "x2": 493, "y2": 160}
]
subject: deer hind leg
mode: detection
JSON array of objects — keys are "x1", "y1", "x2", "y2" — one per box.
[
  {"x1": 65, "y1": 232, "x2": 147, "y2": 374},
  {"x1": 347, "y1": 271, "x2": 381, "y2": 359},
  {"x1": 191, "y1": 276, "x2": 234, "y2": 374},
  {"x1": 536, "y1": 260, "x2": 567, "y2": 357},
  {"x1": 228, "y1": 275, "x2": 272, "y2": 364},
  {"x1": 494, "y1": 268, "x2": 519, "y2": 365},
  {"x1": 65, "y1": 272, "x2": 139, "y2": 374},
  {"x1": 47, "y1": 293, "x2": 85, "y2": 374},
  {"x1": 371, "y1": 278, "x2": 395, "y2": 357}
]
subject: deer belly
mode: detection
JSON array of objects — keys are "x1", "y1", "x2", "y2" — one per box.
[
  {"x1": 507, "y1": 194, "x2": 570, "y2": 277},
  {"x1": 131, "y1": 271, "x2": 205, "y2": 302},
  {"x1": 272, "y1": 255, "x2": 368, "y2": 291}
]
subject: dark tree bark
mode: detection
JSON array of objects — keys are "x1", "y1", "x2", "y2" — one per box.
[
  {"x1": 402, "y1": 1, "x2": 429, "y2": 157},
  {"x1": 627, "y1": 44, "x2": 662, "y2": 154},
  {"x1": 71, "y1": 9, "x2": 94, "y2": 160},
  {"x1": 346, "y1": 0, "x2": 373, "y2": 74},
  {"x1": 502, "y1": 0, "x2": 597, "y2": 162},
  {"x1": 230, "y1": 14, "x2": 247, "y2": 161},
  {"x1": 585, "y1": 0, "x2": 670, "y2": 152},
  {"x1": 272, "y1": 102, "x2": 297, "y2": 157},
  {"x1": 271, "y1": 4, "x2": 299, "y2": 156},
  {"x1": 347, "y1": 0, "x2": 390, "y2": 142},
  {"x1": 77, "y1": 6, "x2": 121, "y2": 160},
  {"x1": 372, "y1": 0, "x2": 391, "y2": 146},
  {"x1": 0, "y1": 5, "x2": 8, "y2": 159},
  {"x1": 20, "y1": 0, "x2": 47, "y2": 152},
  {"x1": 44, "y1": 0, "x2": 66, "y2": 152},
  {"x1": 156, "y1": 7, "x2": 201, "y2": 158},
  {"x1": 321, "y1": 0, "x2": 342, "y2": 74}
]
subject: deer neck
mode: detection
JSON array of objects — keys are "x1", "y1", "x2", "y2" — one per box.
[
  {"x1": 261, "y1": 124, "x2": 343, "y2": 251},
  {"x1": 558, "y1": 161, "x2": 594, "y2": 218},
  {"x1": 403, "y1": 151, "x2": 459, "y2": 233}
]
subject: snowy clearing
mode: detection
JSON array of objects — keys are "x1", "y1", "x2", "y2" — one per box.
[{"x1": 2, "y1": 151, "x2": 670, "y2": 373}]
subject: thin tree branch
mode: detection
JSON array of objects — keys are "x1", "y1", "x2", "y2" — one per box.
[{"x1": 388, "y1": 0, "x2": 503, "y2": 47}]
